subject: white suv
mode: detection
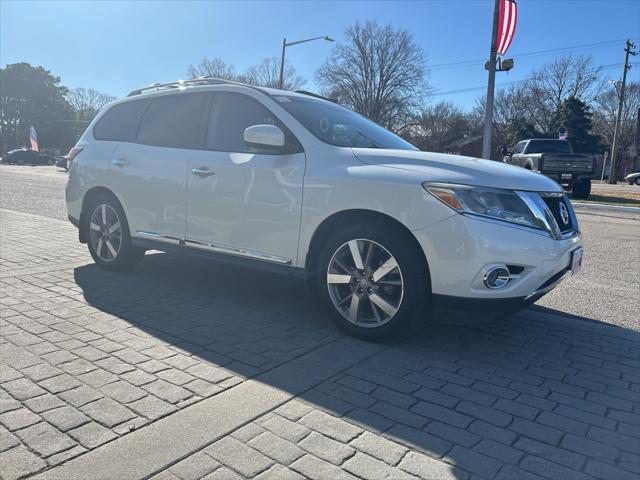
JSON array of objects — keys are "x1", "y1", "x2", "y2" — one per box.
[{"x1": 65, "y1": 78, "x2": 583, "y2": 339}]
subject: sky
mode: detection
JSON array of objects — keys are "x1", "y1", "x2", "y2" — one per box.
[{"x1": 1, "y1": 0, "x2": 639, "y2": 110}]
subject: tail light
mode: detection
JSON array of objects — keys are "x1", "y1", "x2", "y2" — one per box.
[{"x1": 64, "y1": 146, "x2": 83, "y2": 165}]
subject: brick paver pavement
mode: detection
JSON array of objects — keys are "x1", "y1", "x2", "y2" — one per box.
[{"x1": 1, "y1": 208, "x2": 639, "y2": 480}]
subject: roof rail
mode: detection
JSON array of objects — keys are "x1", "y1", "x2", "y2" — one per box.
[
  {"x1": 126, "y1": 77, "x2": 248, "y2": 97},
  {"x1": 294, "y1": 90, "x2": 338, "y2": 103}
]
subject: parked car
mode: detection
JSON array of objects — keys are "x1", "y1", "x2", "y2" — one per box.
[
  {"x1": 2, "y1": 148, "x2": 57, "y2": 166},
  {"x1": 624, "y1": 172, "x2": 640, "y2": 185},
  {"x1": 65, "y1": 78, "x2": 583, "y2": 339},
  {"x1": 56, "y1": 156, "x2": 69, "y2": 171},
  {"x1": 501, "y1": 139, "x2": 594, "y2": 199}
]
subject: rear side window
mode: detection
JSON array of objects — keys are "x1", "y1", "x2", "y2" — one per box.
[
  {"x1": 512, "y1": 141, "x2": 526, "y2": 154},
  {"x1": 93, "y1": 100, "x2": 147, "y2": 141},
  {"x1": 526, "y1": 140, "x2": 572, "y2": 154},
  {"x1": 136, "y1": 94, "x2": 205, "y2": 149},
  {"x1": 206, "y1": 93, "x2": 298, "y2": 153}
]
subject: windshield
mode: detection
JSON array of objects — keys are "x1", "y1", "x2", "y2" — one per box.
[
  {"x1": 274, "y1": 95, "x2": 417, "y2": 151},
  {"x1": 526, "y1": 140, "x2": 572, "y2": 154}
]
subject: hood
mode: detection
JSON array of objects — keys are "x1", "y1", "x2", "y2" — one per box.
[{"x1": 352, "y1": 148, "x2": 562, "y2": 193}]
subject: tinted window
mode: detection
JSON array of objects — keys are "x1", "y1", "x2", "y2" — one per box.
[
  {"x1": 93, "y1": 100, "x2": 147, "y2": 141},
  {"x1": 276, "y1": 95, "x2": 416, "y2": 150},
  {"x1": 206, "y1": 93, "x2": 295, "y2": 153},
  {"x1": 136, "y1": 94, "x2": 204, "y2": 149},
  {"x1": 512, "y1": 141, "x2": 526, "y2": 154},
  {"x1": 525, "y1": 140, "x2": 572, "y2": 154}
]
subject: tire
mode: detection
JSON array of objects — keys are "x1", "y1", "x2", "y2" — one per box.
[
  {"x1": 17, "y1": 158, "x2": 25, "y2": 166},
  {"x1": 315, "y1": 220, "x2": 429, "y2": 340},
  {"x1": 572, "y1": 180, "x2": 591, "y2": 199},
  {"x1": 47, "y1": 158, "x2": 54, "y2": 166},
  {"x1": 84, "y1": 193, "x2": 145, "y2": 271},
  {"x1": 636, "y1": 178, "x2": 640, "y2": 186}
]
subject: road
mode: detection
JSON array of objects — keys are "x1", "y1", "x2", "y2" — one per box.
[
  {"x1": 1, "y1": 164, "x2": 639, "y2": 330},
  {"x1": 0, "y1": 165, "x2": 69, "y2": 220}
]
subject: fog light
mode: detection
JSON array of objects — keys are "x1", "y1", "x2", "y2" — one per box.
[{"x1": 483, "y1": 266, "x2": 510, "y2": 289}]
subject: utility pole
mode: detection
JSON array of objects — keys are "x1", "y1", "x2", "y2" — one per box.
[
  {"x1": 633, "y1": 106, "x2": 640, "y2": 173},
  {"x1": 482, "y1": 0, "x2": 500, "y2": 160},
  {"x1": 608, "y1": 39, "x2": 638, "y2": 184}
]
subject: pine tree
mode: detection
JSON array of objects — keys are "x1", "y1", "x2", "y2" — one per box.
[{"x1": 551, "y1": 97, "x2": 602, "y2": 153}]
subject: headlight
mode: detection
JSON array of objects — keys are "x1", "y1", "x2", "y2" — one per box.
[{"x1": 422, "y1": 183, "x2": 555, "y2": 235}]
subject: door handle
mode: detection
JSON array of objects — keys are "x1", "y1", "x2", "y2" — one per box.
[
  {"x1": 112, "y1": 158, "x2": 130, "y2": 167},
  {"x1": 191, "y1": 167, "x2": 216, "y2": 178}
]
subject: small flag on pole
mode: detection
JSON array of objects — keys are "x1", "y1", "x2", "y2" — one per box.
[
  {"x1": 496, "y1": 0, "x2": 518, "y2": 55},
  {"x1": 30, "y1": 126, "x2": 39, "y2": 151}
]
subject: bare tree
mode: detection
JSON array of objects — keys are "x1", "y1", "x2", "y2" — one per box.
[
  {"x1": 186, "y1": 57, "x2": 237, "y2": 80},
  {"x1": 316, "y1": 20, "x2": 429, "y2": 131},
  {"x1": 411, "y1": 102, "x2": 476, "y2": 152},
  {"x1": 244, "y1": 57, "x2": 305, "y2": 90},
  {"x1": 524, "y1": 55, "x2": 604, "y2": 132},
  {"x1": 187, "y1": 56, "x2": 304, "y2": 90},
  {"x1": 473, "y1": 55, "x2": 605, "y2": 147},
  {"x1": 66, "y1": 87, "x2": 115, "y2": 121},
  {"x1": 474, "y1": 83, "x2": 542, "y2": 147}
]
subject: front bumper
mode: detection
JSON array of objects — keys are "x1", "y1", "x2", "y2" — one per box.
[
  {"x1": 413, "y1": 212, "x2": 582, "y2": 305},
  {"x1": 432, "y1": 264, "x2": 571, "y2": 311}
]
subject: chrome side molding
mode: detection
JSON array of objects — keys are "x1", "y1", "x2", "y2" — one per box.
[
  {"x1": 135, "y1": 231, "x2": 292, "y2": 265},
  {"x1": 135, "y1": 231, "x2": 183, "y2": 246},
  {"x1": 184, "y1": 239, "x2": 292, "y2": 265}
]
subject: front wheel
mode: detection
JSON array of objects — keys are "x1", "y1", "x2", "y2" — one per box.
[
  {"x1": 84, "y1": 194, "x2": 145, "y2": 271},
  {"x1": 316, "y1": 221, "x2": 429, "y2": 340}
]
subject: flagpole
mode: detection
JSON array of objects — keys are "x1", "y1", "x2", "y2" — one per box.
[{"x1": 482, "y1": 0, "x2": 501, "y2": 160}]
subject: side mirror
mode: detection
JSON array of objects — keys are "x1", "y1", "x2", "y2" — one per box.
[
  {"x1": 500, "y1": 146, "x2": 511, "y2": 156},
  {"x1": 244, "y1": 124, "x2": 285, "y2": 149}
]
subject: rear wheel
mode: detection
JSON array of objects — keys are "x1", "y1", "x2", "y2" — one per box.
[
  {"x1": 572, "y1": 180, "x2": 591, "y2": 199},
  {"x1": 17, "y1": 158, "x2": 25, "y2": 166},
  {"x1": 85, "y1": 194, "x2": 145, "y2": 271},
  {"x1": 636, "y1": 177, "x2": 640, "y2": 186},
  {"x1": 316, "y1": 221, "x2": 429, "y2": 340}
]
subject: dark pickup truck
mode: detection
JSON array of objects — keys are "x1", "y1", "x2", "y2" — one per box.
[{"x1": 501, "y1": 139, "x2": 594, "y2": 199}]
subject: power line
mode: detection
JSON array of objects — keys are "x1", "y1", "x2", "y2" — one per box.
[
  {"x1": 431, "y1": 62, "x2": 639, "y2": 97},
  {"x1": 428, "y1": 39, "x2": 637, "y2": 71}
]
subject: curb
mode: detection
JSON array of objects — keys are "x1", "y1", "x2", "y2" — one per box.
[{"x1": 572, "y1": 202, "x2": 640, "y2": 213}]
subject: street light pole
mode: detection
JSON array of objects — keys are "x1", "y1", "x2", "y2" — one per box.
[
  {"x1": 279, "y1": 38, "x2": 287, "y2": 90},
  {"x1": 278, "y1": 35, "x2": 334, "y2": 89},
  {"x1": 608, "y1": 39, "x2": 638, "y2": 184},
  {"x1": 481, "y1": 0, "x2": 500, "y2": 160}
]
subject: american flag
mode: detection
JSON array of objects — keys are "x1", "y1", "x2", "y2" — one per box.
[
  {"x1": 496, "y1": 0, "x2": 518, "y2": 55},
  {"x1": 30, "y1": 125, "x2": 39, "y2": 152}
]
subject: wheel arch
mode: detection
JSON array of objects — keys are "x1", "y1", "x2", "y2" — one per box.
[
  {"x1": 304, "y1": 209, "x2": 432, "y2": 291},
  {"x1": 79, "y1": 186, "x2": 128, "y2": 244}
]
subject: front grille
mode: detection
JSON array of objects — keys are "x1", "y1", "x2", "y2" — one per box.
[{"x1": 542, "y1": 196, "x2": 573, "y2": 233}]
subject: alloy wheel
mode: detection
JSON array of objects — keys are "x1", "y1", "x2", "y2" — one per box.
[
  {"x1": 327, "y1": 239, "x2": 404, "y2": 328},
  {"x1": 89, "y1": 204, "x2": 122, "y2": 262}
]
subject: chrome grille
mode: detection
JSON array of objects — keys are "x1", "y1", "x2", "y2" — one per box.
[{"x1": 542, "y1": 195, "x2": 573, "y2": 233}]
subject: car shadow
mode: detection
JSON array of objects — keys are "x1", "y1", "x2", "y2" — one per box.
[{"x1": 73, "y1": 252, "x2": 639, "y2": 479}]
